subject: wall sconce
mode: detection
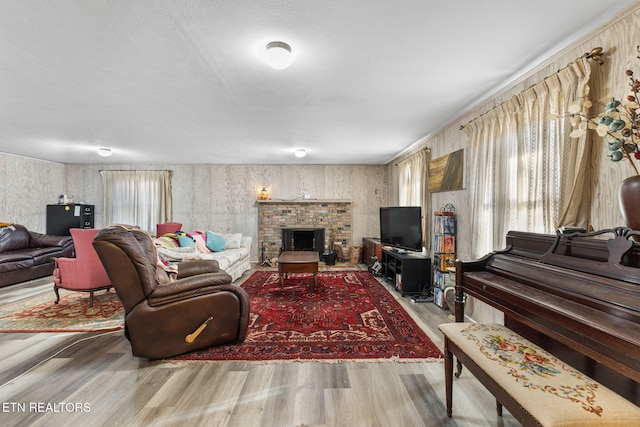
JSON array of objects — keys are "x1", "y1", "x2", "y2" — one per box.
[{"x1": 258, "y1": 187, "x2": 269, "y2": 200}]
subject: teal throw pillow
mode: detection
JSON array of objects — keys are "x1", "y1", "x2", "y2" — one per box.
[
  {"x1": 177, "y1": 234, "x2": 195, "y2": 248},
  {"x1": 205, "y1": 230, "x2": 226, "y2": 252}
]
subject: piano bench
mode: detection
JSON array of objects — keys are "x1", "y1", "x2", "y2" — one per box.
[{"x1": 438, "y1": 322, "x2": 640, "y2": 426}]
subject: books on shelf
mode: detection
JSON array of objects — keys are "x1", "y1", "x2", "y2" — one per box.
[
  {"x1": 433, "y1": 207, "x2": 456, "y2": 309},
  {"x1": 433, "y1": 287, "x2": 445, "y2": 308},
  {"x1": 443, "y1": 235, "x2": 455, "y2": 253},
  {"x1": 433, "y1": 268, "x2": 450, "y2": 289},
  {"x1": 434, "y1": 253, "x2": 455, "y2": 273},
  {"x1": 434, "y1": 214, "x2": 456, "y2": 235},
  {"x1": 433, "y1": 235, "x2": 455, "y2": 254},
  {"x1": 442, "y1": 254, "x2": 455, "y2": 271}
]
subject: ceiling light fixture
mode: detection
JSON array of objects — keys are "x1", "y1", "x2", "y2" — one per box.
[
  {"x1": 294, "y1": 148, "x2": 307, "y2": 158},
  {"x1": 97, "y1": 147, "x2": 112, "y2": 157},
  {"x1": 265, "y1": 41, "x2": 293, "y2": 69}
]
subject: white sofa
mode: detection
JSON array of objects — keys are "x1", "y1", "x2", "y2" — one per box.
[{"x1": 154, "y1": 232, "x2": 252, "y2": 282}]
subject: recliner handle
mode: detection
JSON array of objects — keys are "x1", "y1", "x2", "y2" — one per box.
[{"x1": 185, "y1": 316, "x2": 214, "y2": 343}]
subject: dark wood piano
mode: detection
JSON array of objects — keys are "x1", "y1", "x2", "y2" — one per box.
[{"x1": 455, "y1": 227, "x2": 640, "y2": 405}]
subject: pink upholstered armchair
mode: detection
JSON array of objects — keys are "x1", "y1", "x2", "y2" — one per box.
[
  {"x1": 53, "y1": 228, "x2": 112, "y2": 307},
  {"x1": 156, "y1": 221, "x2": 182, "y2": 237}
]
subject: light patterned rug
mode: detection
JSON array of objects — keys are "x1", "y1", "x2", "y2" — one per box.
[{"x1": 0, "y1": 290, "x2": 124, "y2": 332}]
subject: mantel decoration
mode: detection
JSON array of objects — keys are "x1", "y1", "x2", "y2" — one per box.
[
  {"x1": 568, "y1": 46, "x2": 640, "y2": 231},
  {"x1": 258, "y1": 187, "x2": 269, "y2": 200}
]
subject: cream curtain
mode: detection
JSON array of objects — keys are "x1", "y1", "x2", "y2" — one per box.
[
  {"x1": 464, "y1": 57, "x2": 592, "y2": 257},
  {"x1": 398, "y1": 148, "x2": 430, "y2": 249},
  {"x1": 100, "y1": 170, "x2": 173, "y2": 234},
  {"x1": 554, "y1": 59, "x2": 593, "y2": 228}
]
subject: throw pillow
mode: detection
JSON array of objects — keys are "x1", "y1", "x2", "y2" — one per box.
[
  {"x1": 177, "y1": 235, "x2": 195, "y2": 248},
  {"x1": 223, "y1": 233, "x2": 243, "y2": 249},
  {"x1": 205, "y1": 230, "x2": 226, "y2": 252},
  {"x1": 240, "y1": 236, "x2": 252, "y2": 248}
]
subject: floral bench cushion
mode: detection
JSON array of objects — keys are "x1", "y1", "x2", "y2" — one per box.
[{"x1": 438, "y1": 322, "x2": 640, "y2": 426}]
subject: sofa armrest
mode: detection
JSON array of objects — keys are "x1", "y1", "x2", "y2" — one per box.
[
  {"x1": 176, "y1": 260, "x2": 220, "y2": 279},
  {"x1": 30, "y1": 231, "x2": 73, "y2": 248}
]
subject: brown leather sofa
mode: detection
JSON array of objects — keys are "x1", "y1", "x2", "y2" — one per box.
[
  {"x1": 0, "y1": 224, "x2": 74, "y2": 288},
  {"x1": 92, "y1": 226, "x2": 249, "y2": 359}
]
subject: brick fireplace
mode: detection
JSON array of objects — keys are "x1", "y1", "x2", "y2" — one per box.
[{"x1": 257, "y1": 200, "x2": 352, "y2": 260}]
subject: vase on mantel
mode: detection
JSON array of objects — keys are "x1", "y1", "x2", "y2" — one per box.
[{"x1": 619, "y1": 175, "x2": 640, "y2": 232}]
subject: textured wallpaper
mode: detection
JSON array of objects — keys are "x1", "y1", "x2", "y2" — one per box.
[
  {"x1": 64, "y1": 163, "x2": 389, "y2": 262},
  {"x1": 0, "y1": 153, "x2": 65, "y2": 232}
]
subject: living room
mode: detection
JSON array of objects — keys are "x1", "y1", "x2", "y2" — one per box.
[
  {"x1": 2, "y1": 1, "x2": 640, "y2": 426},
  {"x1": 3, "y1": 4, "x2": 640, "y2": 256}
]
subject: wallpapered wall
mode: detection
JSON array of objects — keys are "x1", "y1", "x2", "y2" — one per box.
[
  {"x1": 0, "y1": 153, "x2": 65, "y2": 231},
  {"x1": 64, "y1": 163, "x2": 388, "y2": 262},
  {"x1": 0, "y1": 156, "x2": 388, "y2": 264},
  {"x1": 388, "y1": 5, "x2": 640, "y2": 323}
]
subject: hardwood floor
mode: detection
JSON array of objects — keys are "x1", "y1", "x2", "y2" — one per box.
[{"x1": 0, "y1": 270, "x2": 520, "y2": 427}]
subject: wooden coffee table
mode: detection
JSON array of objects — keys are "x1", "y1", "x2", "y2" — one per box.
[{"x1": 278, "y1": 251, "x2": 320, "y2": 290}]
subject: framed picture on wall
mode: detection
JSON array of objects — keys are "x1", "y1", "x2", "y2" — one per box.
[{"x1": 428, "y1": 149, "x2": 464, "y2": 192}]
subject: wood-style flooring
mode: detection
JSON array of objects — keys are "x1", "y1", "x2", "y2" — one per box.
[{"x1": 0, "y1": 269, "x2": 520, "y2": 427}]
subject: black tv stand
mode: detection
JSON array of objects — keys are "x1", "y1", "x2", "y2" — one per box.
[{"x1": 380, "y1": 247, "x2": 430, "y2": 296}]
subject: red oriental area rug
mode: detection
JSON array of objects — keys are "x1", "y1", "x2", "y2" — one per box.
[{"x1": 173, "y1": 270, "x2": 443, "y2": 362}]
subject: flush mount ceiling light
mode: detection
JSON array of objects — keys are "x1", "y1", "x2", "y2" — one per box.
[
  {"x1": 265, "y1": 41, "x2": 293, "y2": 69},
  {"x1": 97, "y1": 147, "x2": 112, "y2": 157},
  {"x1": 294, "y1": 148, "x2": 307, "y2": 158}
]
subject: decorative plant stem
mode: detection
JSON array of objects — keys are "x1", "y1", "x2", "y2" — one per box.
[{"x1": 568, "y1": 48, "x2": 640, "y2": 177}]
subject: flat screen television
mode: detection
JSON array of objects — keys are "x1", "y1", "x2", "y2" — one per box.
[{"x1": 379, "y1": 206, "x2": 423, "y2": 252}]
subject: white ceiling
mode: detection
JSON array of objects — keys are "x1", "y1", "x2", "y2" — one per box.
[{"x1": 0, "y1": 0, "x2": 637, "y2": 165}]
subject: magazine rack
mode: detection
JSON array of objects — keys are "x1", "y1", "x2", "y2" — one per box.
[{"x1": 433, "y1": 204, "x2": 456, "y2": 308}]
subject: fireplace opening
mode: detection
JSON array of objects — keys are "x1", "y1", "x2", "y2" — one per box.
[
  {"x1": 293, "y1": 230, "x2": 314, "y2": 250},
  {"x1": 281, "y1": 227, "x2": 325, "y2": 255}
]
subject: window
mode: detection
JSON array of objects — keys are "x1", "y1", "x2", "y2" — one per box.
[
  {"x1": 463, "y1": 58, "x2": 592, "y2": 257},
  {"x1": 397, "y1": 149, "x2": 429, "y2": 248},
  {"x1": 100, "y1": 170, "x2": 172, "y2": 233}
]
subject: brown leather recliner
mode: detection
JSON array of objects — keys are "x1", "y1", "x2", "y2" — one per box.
[{"x1": 92, "y1": 226, "x2": 249, "y2": 359}]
